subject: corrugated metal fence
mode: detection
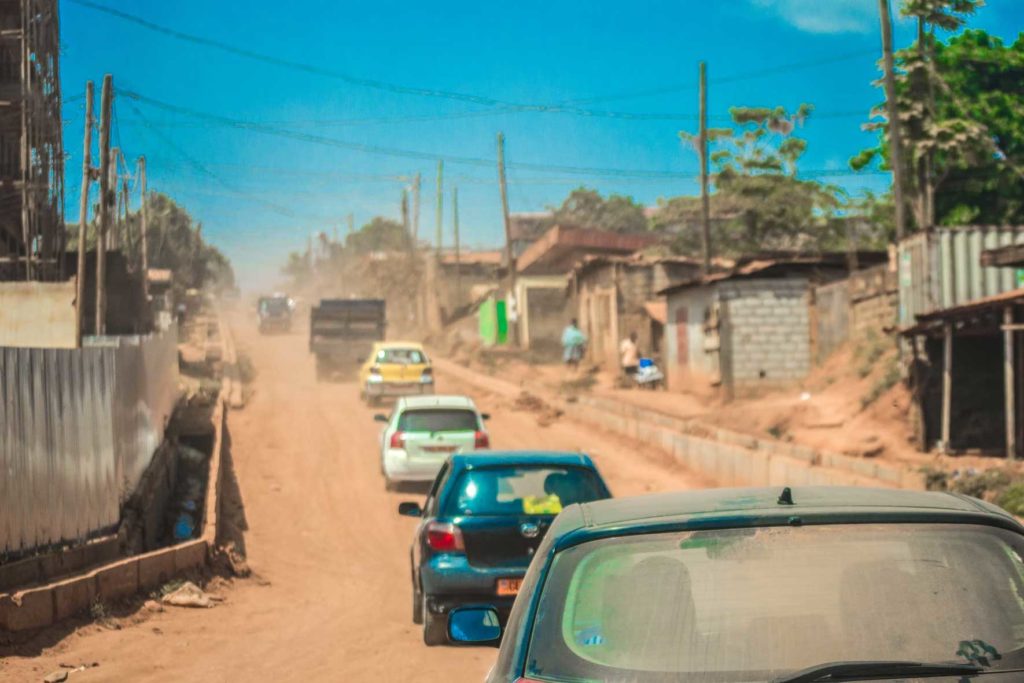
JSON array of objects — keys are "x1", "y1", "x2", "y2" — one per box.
[
  {"x1": 1, "y1": 329, "x2": 179, "y2": 556},
  {"x1": 811, "y1": 279, "x2": 851, "y2": 365},
  {"x1": 898, "y1": 226, "x2": 1024, "y2": 326}
]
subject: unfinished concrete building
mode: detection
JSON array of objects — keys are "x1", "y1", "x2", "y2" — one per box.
[{"x1": 0, "y1": 0, "x2": 63, "y2": 281}]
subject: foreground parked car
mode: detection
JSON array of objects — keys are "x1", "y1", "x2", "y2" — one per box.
[
  {"x1": 450, "y1": 486, "x2": 1024, "y2": 682},
  {"x1": 376, "y1": 395, "x2": 490, "y2": 490},
  {"x1": 398, "y1": 451, "x2": 611, "y2": 646}
]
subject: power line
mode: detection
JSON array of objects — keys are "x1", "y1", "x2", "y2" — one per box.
[
  {"x1": 565, "y1": 49, "x2": 879, "y2": 105},
  {"x1": 121, "y1": 89, "x2": 702, "y2": 179},
  {"x1": 66, "y1": 0, "x2": 875, "y2": 123}
]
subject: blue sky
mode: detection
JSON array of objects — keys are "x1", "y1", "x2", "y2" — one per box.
[{"x1": 59, "y1": 0, "x2": 1022, "y2": 289}]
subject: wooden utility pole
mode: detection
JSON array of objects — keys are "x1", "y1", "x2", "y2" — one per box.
[
  {"x1": 109, "y1": 147, "x2": 120, "y2": 250},
  {"x1": 435, "y1": 160, "x2": 443, "y2": 254},
  {"x1": 1005, "y1": 307, "x2": 1017, "y2": 460},
  {"x1": 452, "y1": 185, "x2": 462, "y2": 305},
  {"x1": 878, "y1": 0, "x2": 908, "y2": 241},
  {"x1": 139, "y1": 155, "x2": 149, "y2": 301},
  {"x1": 412, "y1": 172, "x2": 421, "y2": 244},
  {"x1": 698, "y1": 61, "x2": 712, "y2": 275},
  {"x1": 75, "y1": 81, "x2": 95, "y2": 346},
  {"x1": 401, "y1": 187, "x2": 411, "y2": 250},
  {"x1": 95, "y1": 74, "x2": 113, "y2": 336},
  {"x1": 496, "y1": 132, "x2": 517, "y2": 345}
]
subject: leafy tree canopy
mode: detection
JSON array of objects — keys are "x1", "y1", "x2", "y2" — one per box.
[
  {"x1": 345, "y1": 216, "x2": 409, "y2": 253},
  {"x1": 852, "y1": 12, "x2": 1022, "y2": 227},
  {"x1": 548, "y1": 187, "x2": 648, "y2": 233}
]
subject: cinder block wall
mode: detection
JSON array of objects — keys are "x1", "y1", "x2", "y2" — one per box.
[{"x1": 721, "y1": 278, "x2": 811, "y2": 385}]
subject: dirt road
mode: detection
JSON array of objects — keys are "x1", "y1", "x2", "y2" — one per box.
[{"x1": 1, "y1": 319, "x2": 704, "y2": 682}]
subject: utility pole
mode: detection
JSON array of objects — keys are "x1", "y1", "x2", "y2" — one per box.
[
  {"x1": 452, "y1": 185, "x2": 462, "y2": 306},
  {"x1": 75, "y1": 81, "x2": 95, "y2": 346},
  {"x1": 698, "y1": 61, "x2": 712, "y2": 275},
  {"x1": 496, "y1": 132, "x2": 517, "y2": 345},
  {"x1": 412, "y1": 172, "x2": 421, "y2": 245},
  {"x1": 95, "y1": 74, "x2": 113, "y2": 336},
  {"x1": 139, "y1": 155, "x2": 149, "y2": 302},
  {"x1": 347, "y1": 212, "x2": 354, "y2": 237},
  {"x1": 401, "y1": 187, "x2": 411, "y2": 250},
  {"x1": 109, "y1": 147, "x2": 120, "y2": 250},
  {"x1": 878, "y1": 0, "x2": 907, "y2": 241},
  {"x1": 435, "y1": 160, "x2": 443, "y2": 254}
]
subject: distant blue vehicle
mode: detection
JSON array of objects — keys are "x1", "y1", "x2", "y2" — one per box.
[{"x1": 397, "y1": 451, "x2": 611, "y2": 646}]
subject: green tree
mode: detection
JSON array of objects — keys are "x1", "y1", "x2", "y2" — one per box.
[
  {"x1": 680, "y1": 105, "x2": 841, "y2": 254},
  {"x1": 345, "y1": 216, "x2": 409, "y2": 253},
  {"x1": 852, "y1": 4, "x2": 1022, "y2": 228},
  {"x1": 549, "y1": 187, "x2": 648, "y2": 233}
]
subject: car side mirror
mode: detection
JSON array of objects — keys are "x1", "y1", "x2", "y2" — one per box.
[
  {"x1": 480, "y1": 413, "x2": 491, "y2": 421},
  {"x1": 374, "y1": 414, "x2": 389, "y2": 423},
  {"x1": 447, "y1": 606, "x2": 501, "y2": 646},
  {"x1": 398, "y1": 502, "x2": 423, "y2": 517}
]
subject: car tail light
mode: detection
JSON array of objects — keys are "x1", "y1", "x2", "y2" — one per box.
[
  {"x1": 513, "y1": 679, "x2": 544, "y2": 682},
  {"x1": 426, "y1": 521, "x2": 464, "y2": 552},
  {"x1": 474, "y1": 431, "x2": 490, "y2": 449},
  {"x1": 389, "y1": 431, "x2": 405, "y2": 449}
]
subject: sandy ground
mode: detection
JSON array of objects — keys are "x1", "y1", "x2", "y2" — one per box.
[{"x1": 0, "y1": 317, "x2": 704, "y2": 682}]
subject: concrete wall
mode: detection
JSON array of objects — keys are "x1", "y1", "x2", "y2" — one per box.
[
  {"x1": 720, "y1": 278, "x2": 811, "y2": 386},
  {"x1": 0, "y1": 280, "x2": 77, "y2": 348}
]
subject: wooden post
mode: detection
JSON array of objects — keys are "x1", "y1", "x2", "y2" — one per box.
[
  {"x1": 452, "y1": 185, "x2": 461, "y2": 306},
  {"x1": 941, "y1": 321, "x2": 953, "y2": 452},
  {"x1": 109, "y1": 147, "x2": 120, "y2": 249},
  {"x1": 435, "y1": 160, "x2": 443, "y2": 254},
  {"x1": 412, "y1": 172, "x2": 421, "y2": 244},
  {"x1": 75, "y1": 81, "x2": 95, "y2": 346},
  {"x1": 878, "y1": 0, "x2": 908, "y2": 240},
  {"x1": 95, "y1": 74, "x2": 113, "y2": 335},
  {"x1": 139, "y1": 156, "x2": 149, "y2": 301},
  {"x1": 496, "y1": 132, "x2": 517, "y2": 345},
  {"x1": 1005, "y1": 307, "x2": 1016, "y2": 459},
  {"x1": 698, "y1": 61, "x2": 712, "y2": 276}
]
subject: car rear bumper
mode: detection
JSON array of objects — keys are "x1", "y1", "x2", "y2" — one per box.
[
  {"x1": 420, "y1": 554, "x2": 528, "y2": 597},
  {"x1": 383, "y1": 449, "x2": 446, "y2": 482},
  {"x1": 424, "y1": 593, "x2": 516, "y2": 620},
  {"x1": 364, "y1": 382, "x2": 434, "y2": 398}
]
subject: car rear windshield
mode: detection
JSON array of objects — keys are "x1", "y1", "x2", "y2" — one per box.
[
  {"x1": 376, "y1": 348, "x2": 426, "y2": 364},
  {"x1": 397, "y1": 409, "x2": 477, "y2": 433},
  {"x1": 525, "y1": 523, "x2": 1024, "y2": 681},
  {"x1": 259, "y1": 298, "x2": 289, "y2": 314},
  {"x1": 443, "y1": 466, "x2": 606, "y2": 517}
]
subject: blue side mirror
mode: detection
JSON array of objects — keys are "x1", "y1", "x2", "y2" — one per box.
[
  {"x1": 448, "y1": 606, "x2": 501, "y2": 645},
  {"x1": 398, "y1": 502, "x2": 422, "y2": 517}
]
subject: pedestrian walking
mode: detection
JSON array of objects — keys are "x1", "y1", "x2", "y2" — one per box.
[{"x1": 562, "y1": 319, "x2": 587, "y2": 371}]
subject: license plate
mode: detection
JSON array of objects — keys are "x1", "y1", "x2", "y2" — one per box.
[
  {"x1": 496, "y1": 578, "x2": 522, "y2": 596},
  {"x1": 422, "y1": 445, "x2": 456, "y2": 453}
]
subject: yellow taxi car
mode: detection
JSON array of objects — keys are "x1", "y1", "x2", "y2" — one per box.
[{"x1": 359, "y1": 341, "x2": 434, "y2": 404}]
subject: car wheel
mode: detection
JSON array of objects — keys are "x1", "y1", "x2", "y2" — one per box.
[
  {"x1": 422, "y1": 596, "x2": 447, "y2": 646},
  {"x1": 412, "y1": 570, "x2": 423, "y2": 625}
]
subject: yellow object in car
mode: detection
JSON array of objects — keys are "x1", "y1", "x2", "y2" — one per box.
[{"x1": 522, "y1": 494, "x2": 563, "y2": 515}]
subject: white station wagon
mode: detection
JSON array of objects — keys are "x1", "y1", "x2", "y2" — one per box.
[{"x1": 375, "y1": 395, "x2": 490, "y2": 490}]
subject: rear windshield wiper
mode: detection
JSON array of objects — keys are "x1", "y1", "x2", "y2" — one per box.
[{"x1": 773, "y1": 659, "x2": 983, "y2": 683}]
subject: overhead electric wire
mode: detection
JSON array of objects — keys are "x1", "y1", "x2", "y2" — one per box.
[{"x1": 68, "y1": 0, "x2": 876, "y2": 122}]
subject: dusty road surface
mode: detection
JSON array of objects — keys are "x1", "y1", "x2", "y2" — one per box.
[{"x1": 1, "y1": 318, "x2": 705, "y2": 682}]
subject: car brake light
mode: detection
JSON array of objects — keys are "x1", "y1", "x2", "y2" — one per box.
[
  {"x1": 389, "y1": 431, "x2": 405, "y2": 449},
  {"x1": 474, "y1": 431, "x2": 490, "y2": 449},
  {"x1": 426, "y1": 521, "x2": 464, "y2": 552},
  {"x1": 513, "y1": 679, "x2": 544, "y2": 683}
]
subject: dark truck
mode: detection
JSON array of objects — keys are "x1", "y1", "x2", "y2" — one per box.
[
  {"x1": 257, "y1": 295, "x2": 293, "y2": 334},
  {"x1": 309, "y1": 298, "x2": 386, "y2": 380}
]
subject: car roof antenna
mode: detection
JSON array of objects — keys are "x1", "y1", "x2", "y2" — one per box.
[{"x1": 777, "y1": 487, "x2": 794, "y2": 505}]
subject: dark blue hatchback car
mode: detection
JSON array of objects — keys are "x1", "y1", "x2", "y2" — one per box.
[{"x1": 397, "y1": 451, "x2": 611, "y2": 646}]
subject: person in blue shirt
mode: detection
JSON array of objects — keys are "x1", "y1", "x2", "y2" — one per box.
[{"x1": 562, "y1": 319, "x2": 587, "y2": 369}]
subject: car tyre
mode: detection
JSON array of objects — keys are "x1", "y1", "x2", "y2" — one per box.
[{"x1": 422, "y1": 595, "x2": 447, "y2": 646}]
